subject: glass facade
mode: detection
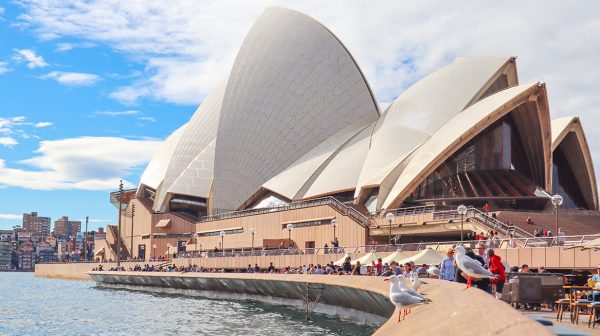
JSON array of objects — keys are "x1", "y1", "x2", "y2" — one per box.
[
  {"x1": 169, "y1": 195, "x2": 208, "y2": 220},
  {"x1": 552, "y1": 146, "x2": 587, "y2": 209},
  {"x1": 410, "y1": 115, "x2": 542, "y2": 203}
]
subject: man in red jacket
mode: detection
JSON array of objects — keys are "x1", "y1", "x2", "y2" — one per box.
[{"x1": 487, "y1": 249, "x2": 506, "y2": 297}]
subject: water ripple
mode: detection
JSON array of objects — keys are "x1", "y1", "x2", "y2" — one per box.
[{"x1": 0, "y1": 273, "x2": 375, "y2": 336}]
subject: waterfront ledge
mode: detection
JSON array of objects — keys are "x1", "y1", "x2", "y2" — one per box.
[{"x1": 87, "y1": 272, "x2": 552, "y2": 336}]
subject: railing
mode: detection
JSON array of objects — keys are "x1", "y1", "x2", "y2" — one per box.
[
  {"x1": 37, "y1": 234, "x2": 600, "y2": 264},
  {"x1": 371, "y1": 205, "x2": 436, "y2": 217},
  {"x1": 431, "y1": 207, "x2": 533, "y2": 238},
  {"x1": 174, "y1": 234, "x2": 600, "y2": 259},
  {"x1": 198, "y1": 196, "x2": 371, "y2": 227}
]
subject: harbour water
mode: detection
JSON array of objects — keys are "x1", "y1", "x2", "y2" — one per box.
[{"x1": 0, "y1": 273, "x2": 376, "y2": 336}]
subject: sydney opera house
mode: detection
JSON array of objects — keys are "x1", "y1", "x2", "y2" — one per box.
[{"x1": 98, "y1": 8, "x2": 597, "y2": 260}]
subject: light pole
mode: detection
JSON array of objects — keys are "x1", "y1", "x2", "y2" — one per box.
[
  {"x1": 331, "y1": 218, "x2": 337, "y2": 242},
  {"x1": 551, "y1": 194, "x2": 564, "y2": 235},
  {"x1": 166, "y1": 243, "x2": 172, "y2": 259},
  {"x1": 250, "y1": 228, "x2": 256, "y2": 252},
  {"x1": 131, "y1": 203, "x2": 135, "y2": 259},
  {"x1": 219, "y1": 231, "x2": 225, "y2": 255},
  {"x1": 331, "y1": 218, "x2": 338, "y2": 253},
  {"x1": 385, "y1": 212, "x2": 394, "y2": 245},
  {"x1": 457, "y1": 205, "x2": 467, "y2": 242},
  {"x1": 193, "y1": 233, "x2": 199, "y2": 252},
  {"x1": 286, "y1": 224, "x2": 293, "y2": 249},
  {"x1": 152, "y1": 244, "x2": 157, "y2": 260}
]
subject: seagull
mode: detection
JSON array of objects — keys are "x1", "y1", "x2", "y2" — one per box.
[
  {"x1": 427, "y1": 265, "x2": 441, "y2": 277},
  {"x1": 385, "y1": 275, "x2": 430, "y2": 322},
  {"x1": 411, "y1": 273, "x2": 422, "y2": 291},
  {"x1": 454, "y1": 245, "x2": 496, "y2": 289}
]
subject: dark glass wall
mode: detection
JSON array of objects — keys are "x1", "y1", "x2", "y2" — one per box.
[
  {"x1": 552, "y1": 146, "x2": 587, "y2": 209},
  {"x1": 410, "y1": 115, "x2": 542, "y2": 202}
]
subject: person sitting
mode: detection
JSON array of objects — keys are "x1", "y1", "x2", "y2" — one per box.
[
  {"x1": 382, "y1": 261, "x2": 401, "y2": 276},
  {"x1": 415, "y1": 264, "x2": 429, "y2": 276},
  {"x1": 372, "y1": 258, "x2": 383, "y2": 275},
  {"x1": 342, "y1": 256, "x2": 352, "y2": 274},
  {"x1": 487, "y1": 249, "x2": 506, "y2": 298},
  {"x1": 588, "y1": 266, "x2": 600, "y2": 302},
  {"x1": 351, "y1": 261, "x2": 362, "y2": 275}
]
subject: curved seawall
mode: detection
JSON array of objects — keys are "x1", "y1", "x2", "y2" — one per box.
[{"x1": 87, "y1": 272, "x2": 552, "y2": 336}]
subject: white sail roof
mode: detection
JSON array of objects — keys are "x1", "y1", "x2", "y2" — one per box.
[
  {"x1": 139, "y1": 124, "x2": 187, "y2": 190},
  {"x1": 213, "y1": 8, "x2": 379, "y2": 212}
]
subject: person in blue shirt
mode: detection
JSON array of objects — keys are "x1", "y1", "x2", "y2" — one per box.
[
  {"x1": 588, "y1": 266, "x2": 600, "y2": 301},
  {"x1": 440, "y1": 248, "x2": 456, "y2": 281}
]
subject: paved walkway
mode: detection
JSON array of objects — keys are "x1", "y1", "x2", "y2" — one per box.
[{"x1": 524, "y1": 309, "x2": 599, "y2": 335}]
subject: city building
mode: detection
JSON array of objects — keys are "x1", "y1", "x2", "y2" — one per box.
[
  {"x1": 36, "y1": 241, "x2": 57, "y2": 263},
  {"x1": 97, "y1": 8, "x2": 599, "y2": 259},
  {"x1": 53, "y1": 216, "x2": 81, "y2": 239},
  {"x1": 22, "y1": 212, "x2": 51, "y2": 238},
  {"x1": 0, "y1": 230, "x2": 14, "y2": 270},
  {"x1": 17, "y1": 241, "x2": 34, "y2": 270}
]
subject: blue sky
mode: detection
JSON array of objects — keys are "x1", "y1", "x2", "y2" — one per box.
[{"x1": 1, "y1": 1, "x2": 599, "y2": 231}]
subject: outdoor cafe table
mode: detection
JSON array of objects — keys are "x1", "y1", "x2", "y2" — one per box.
[{"x1": 563, "y1": 286, "x2": 593, "y2": 323}]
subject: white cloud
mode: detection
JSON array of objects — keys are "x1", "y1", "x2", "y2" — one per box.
[
  {"x1": 34, "y1": 121, "x2": 52, "y2": 128},
  {"x1": 0, "y1": 214, "x2": 23, "y2": 220},
  {"x1": 0, "y1": 214, "x2": 21, "y2": 220},
  {"x1": 0, "y1": 137, "x2": 18, "y2": 147},
  {"x1": 13, "y1": 48, "x2": 48, "y2": 68},
  {"x1": 88, "y1": 218, "x2": 110, "y2": 223},
  {"x1": 0, "y1": 136, "x2": 162, "y2": 190},
  {"x1": 14, "y1": 1, "x2": 600, "y2": 184},
  {"x1": 137, "y1": 116, "x2": 156, "y2": 123},
  {"x1": 1, "y1": 116, "x2": 53, "y2": 140},
  {"x1": 0, "y1": 61, "x2": 9, "y2": 74},
  {"x1": 41, "y1": 71, "x2": 100, "y2": 86},
  {"x1": 93, "y1": 110, "x2": 140, "y2": 117},
  {"x1": 55, "y1": 42, "x2": 95, "y2": 52}
]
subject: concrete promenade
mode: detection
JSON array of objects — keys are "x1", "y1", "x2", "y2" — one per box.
[
  {"x1": 35, "y1": 243, "x2": 600, "y2": 281},
  {"x1": 87, "y1": 271, "x2": 551, "y2": 336}
]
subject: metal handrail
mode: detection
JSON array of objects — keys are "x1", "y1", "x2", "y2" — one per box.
[
  {"x1": 371, "y1": 205, "x2": 436, "y2": 217},
  {"x1": 37, "y1": 234, "x2": 600, "y2": 264},
  {"x1": 174, "y1": 234, "x2": 600, "y2": 258},
  {"x1": 198, "y1": 196, "x2": 371, "y2": 227}
]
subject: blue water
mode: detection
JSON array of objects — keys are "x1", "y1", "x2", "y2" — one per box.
[{"x1": 0, "y1": 273, "x2": 376, "y2": 336}]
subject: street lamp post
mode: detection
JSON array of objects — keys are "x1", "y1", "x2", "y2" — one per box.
[
  {"x1": 193, "y1": 233, "x2": 199, "y2": 253},
  {"x1": 551, "y1": 194, "x2": 564, "y2": 236},
  {"x1": 286, "y1": 224, "x2": 293, "y2": 249},
  {"x1": 457, "y1": 205, "x2": 468, "y2": 242},
  {"x1": 385, "y1": 212, "x2": 395, "y2": 245},
  {"x1": 166, "y1": 243, "x2": 172, "y2": 260},
  {"x1": 152, "y1": 244, "x2": 157, "y2": 260},
  {"x1": 219, "y1": 231, "x2": 225, "y2": 255},
  {"x1": 250, "y1": 228, "x2": 256, "y2": 252},
  {"x1": 331, "y1": 218, "x2": 338, "y2": 253},
  {"x1": 331, "y1": 218, "x2": 337, "y2": 242}
]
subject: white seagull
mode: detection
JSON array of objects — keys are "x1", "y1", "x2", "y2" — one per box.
[
  {"x1": 385, "y1": 275, "x2": 430, "y2": 322},
  {"x1": 427, "y1": 265, "x2": 441, "y2": 277},
  {"x1": 411, "y1": 273, "x2": 422, "y2": 291},
  {"x1": 454, "y1": 245, "x2": 496, "y2": 289}
]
